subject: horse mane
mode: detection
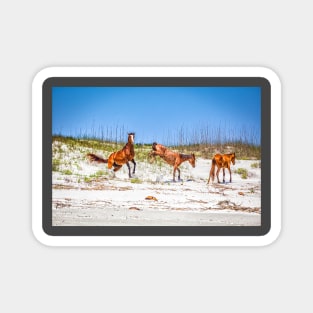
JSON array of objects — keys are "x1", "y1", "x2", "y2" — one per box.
[{"x1": 179, "y1": 153, "x2": 195, "y2": 161}]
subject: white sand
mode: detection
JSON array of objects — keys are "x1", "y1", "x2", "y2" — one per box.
[{"x1": 52, "y1": 142, "x2": 261, "y2": 226}]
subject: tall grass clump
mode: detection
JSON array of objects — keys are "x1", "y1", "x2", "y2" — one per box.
[{"x1": 235, "y1": 168, "x2": 248, "y2": 179}]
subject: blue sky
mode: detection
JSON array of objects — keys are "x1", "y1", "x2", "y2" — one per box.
[{"x1": 52, "y1": 86, "x2": 261, "y2": 145}]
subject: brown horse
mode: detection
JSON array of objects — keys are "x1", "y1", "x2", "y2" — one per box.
[
  {"x1": 149, "y1": 142, "x2": 196, "y2": 181},
  {"x1": 87, "y1": 133, "x2": 136, "y2": 178},
  {"x1": 207, "y1": 153, "x2": 235, "y2": 184}
]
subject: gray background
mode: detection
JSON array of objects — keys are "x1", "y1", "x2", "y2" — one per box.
[{"x1": 1, "y1": 1, "x2": 311, "y2": 312}]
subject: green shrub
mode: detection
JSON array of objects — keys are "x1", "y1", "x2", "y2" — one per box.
[
  {"x1": 236, "y1": 168, "x2": 248, "y2": 179},
  {"x1": 84, "y1": 176, "x2": 92, "y2": 183},
  {"x1": 52, "y1": 158, "x2": 61, "y2": 172},
  {"x1": 130, "y1": 178, "x2": 142, "y2": 184},
  {"x1": 251, "y1": 162, "x2": 261, "y2": 168},
  {"x1": 62, "y1": 169, "x2": 72, "y2": 175},
  {"x1": 94, "y1": 170, "x2": 106, "y2": 177}
]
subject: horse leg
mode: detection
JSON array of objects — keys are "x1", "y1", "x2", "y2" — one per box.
[
  {"x1": 126, "y1": 161, "x2": 132, "y2": 178},
  {"x1": 207, "y1": 169, "x2": 212, "y2": 184},
  {"x1": 131, "y1": 159, "x2": 136, "y2": 174},
  {"x1": 229, "y1": 167, "x2": 232, "y2": 183},
  {"x1": 111, "y1": 163, "x2": 122, "y2": 178},
  {"x1": 216, "y1": 167, "x2": 221, "y2": 183},
  {"x1": 177, "y1": 167, "x2": 181, "y2": 181},
  {"x1": 208, "y1": 162, "x2": 215, "y2": 184},
  {"x1": 113, "y1": 164, "x2": 122, "y2": 172},
  {"x1": 173, "y1": 166, "x2": 178, "y2": 182},
  {"x1": 223, "y1": 168, "x2": 225, "y2": 183}
]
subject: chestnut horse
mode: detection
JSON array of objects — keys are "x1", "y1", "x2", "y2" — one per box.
[
  {"x1": 207, "y1": 153, "x2": 235, "y2": 184},
  {"x1": 87, "y1": 133, "x2": 136, "y2": 178},
  {"x1": 149, "y1": 142, "x2": 196, "y2": 181}
]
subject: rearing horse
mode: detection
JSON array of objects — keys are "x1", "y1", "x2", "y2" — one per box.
[
  {"x1": 87, "y1": 133, "x2": 136, "y2": 178},
  {"x1": 207, "y1": 153, "x2": 235, "y2": 184},
  {"x1": 149, "y1": 142, "x2": 196, "y2": 181}
]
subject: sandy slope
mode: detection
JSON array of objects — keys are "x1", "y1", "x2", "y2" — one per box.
[{"x1": 52, "y1": 143, "x2": 261, "y2": 226}]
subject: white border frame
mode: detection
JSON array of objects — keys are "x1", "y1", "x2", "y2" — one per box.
[{"x1": 32, "y1": 67, "x2": 281, "y2": 246}]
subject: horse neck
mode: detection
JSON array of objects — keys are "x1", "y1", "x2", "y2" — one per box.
[
  {"x1": 179, "y1": 153, "x2": 193, "y2": 162},
  {"x1": 157, "y1": 145, "x2": 167, "y2": 156},
  {"x1": 229, "y1": 154, "x2": 235, "y2": 164},
  {"x1": 122, "y1": 141, "x2": 134, "y2": 154}
]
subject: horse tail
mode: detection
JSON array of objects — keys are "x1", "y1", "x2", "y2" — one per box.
[
  {"x1": 87, "y1": 153, "x2": 108, "y2": 164},
  {"x1": 207, "y1": 157, "x2": 216, "y2": 184}
]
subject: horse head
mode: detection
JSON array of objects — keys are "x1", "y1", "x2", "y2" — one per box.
[
  {"x1": 231, "y1": 153, "x2": 236, "y2": 165},
  {"x1": 128, "y1": 132, "x2": 135, "y2": 144},
  {"x1": 189, "y1": 153, "x2": 196, "y2": 168},
  {"x1": 152, "y1": 142, "x2": 167, "y2": 156}
]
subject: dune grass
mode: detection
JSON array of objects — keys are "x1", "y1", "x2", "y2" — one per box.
[{"x1": 52, "y1": 135, "x2": 260, "y2": 163}]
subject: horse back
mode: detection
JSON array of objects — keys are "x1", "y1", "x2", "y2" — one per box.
[{"x1": 221, "y1": 154, "x2": 234, "y2": 168}]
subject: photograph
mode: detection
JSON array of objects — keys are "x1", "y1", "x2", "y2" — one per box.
[{"x1": 51, "y1": 83, "x2": 262, "y2": 228}]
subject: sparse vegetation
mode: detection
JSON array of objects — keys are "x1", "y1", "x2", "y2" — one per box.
[
  {"x1": 62, "y1": 169, "x2": 72, "y2": 175},
  {"x1": 52, "y1": 158, "x2": 61, "y2": 171},
  {"x1": 84, "y1": 176, "x2": 92, "y2": 183},
  {"x1": 172, "y1": 142, "x2": 260, "y2": 160},
  {"x1": 251, "y1": 162, "x2": 261, "y2": 168},
  {"x1": 93, "y1": 170, "x2": 106, "y2": 177},
  {"x1": 52, "y1": 130, "x2": 260, "y2": 192},
  {"x1": 235, "y1": 168, "x2": 248, "y2": 179},
  {"x1": 130, "y1": 178, "x2": 142, "y2": 184},
  {"x1": 53, "y1": 120, "x2": 261, "y2": 160},
  {"x1": 52, "y1": 134, "x2": 260, "y2": 164}
]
